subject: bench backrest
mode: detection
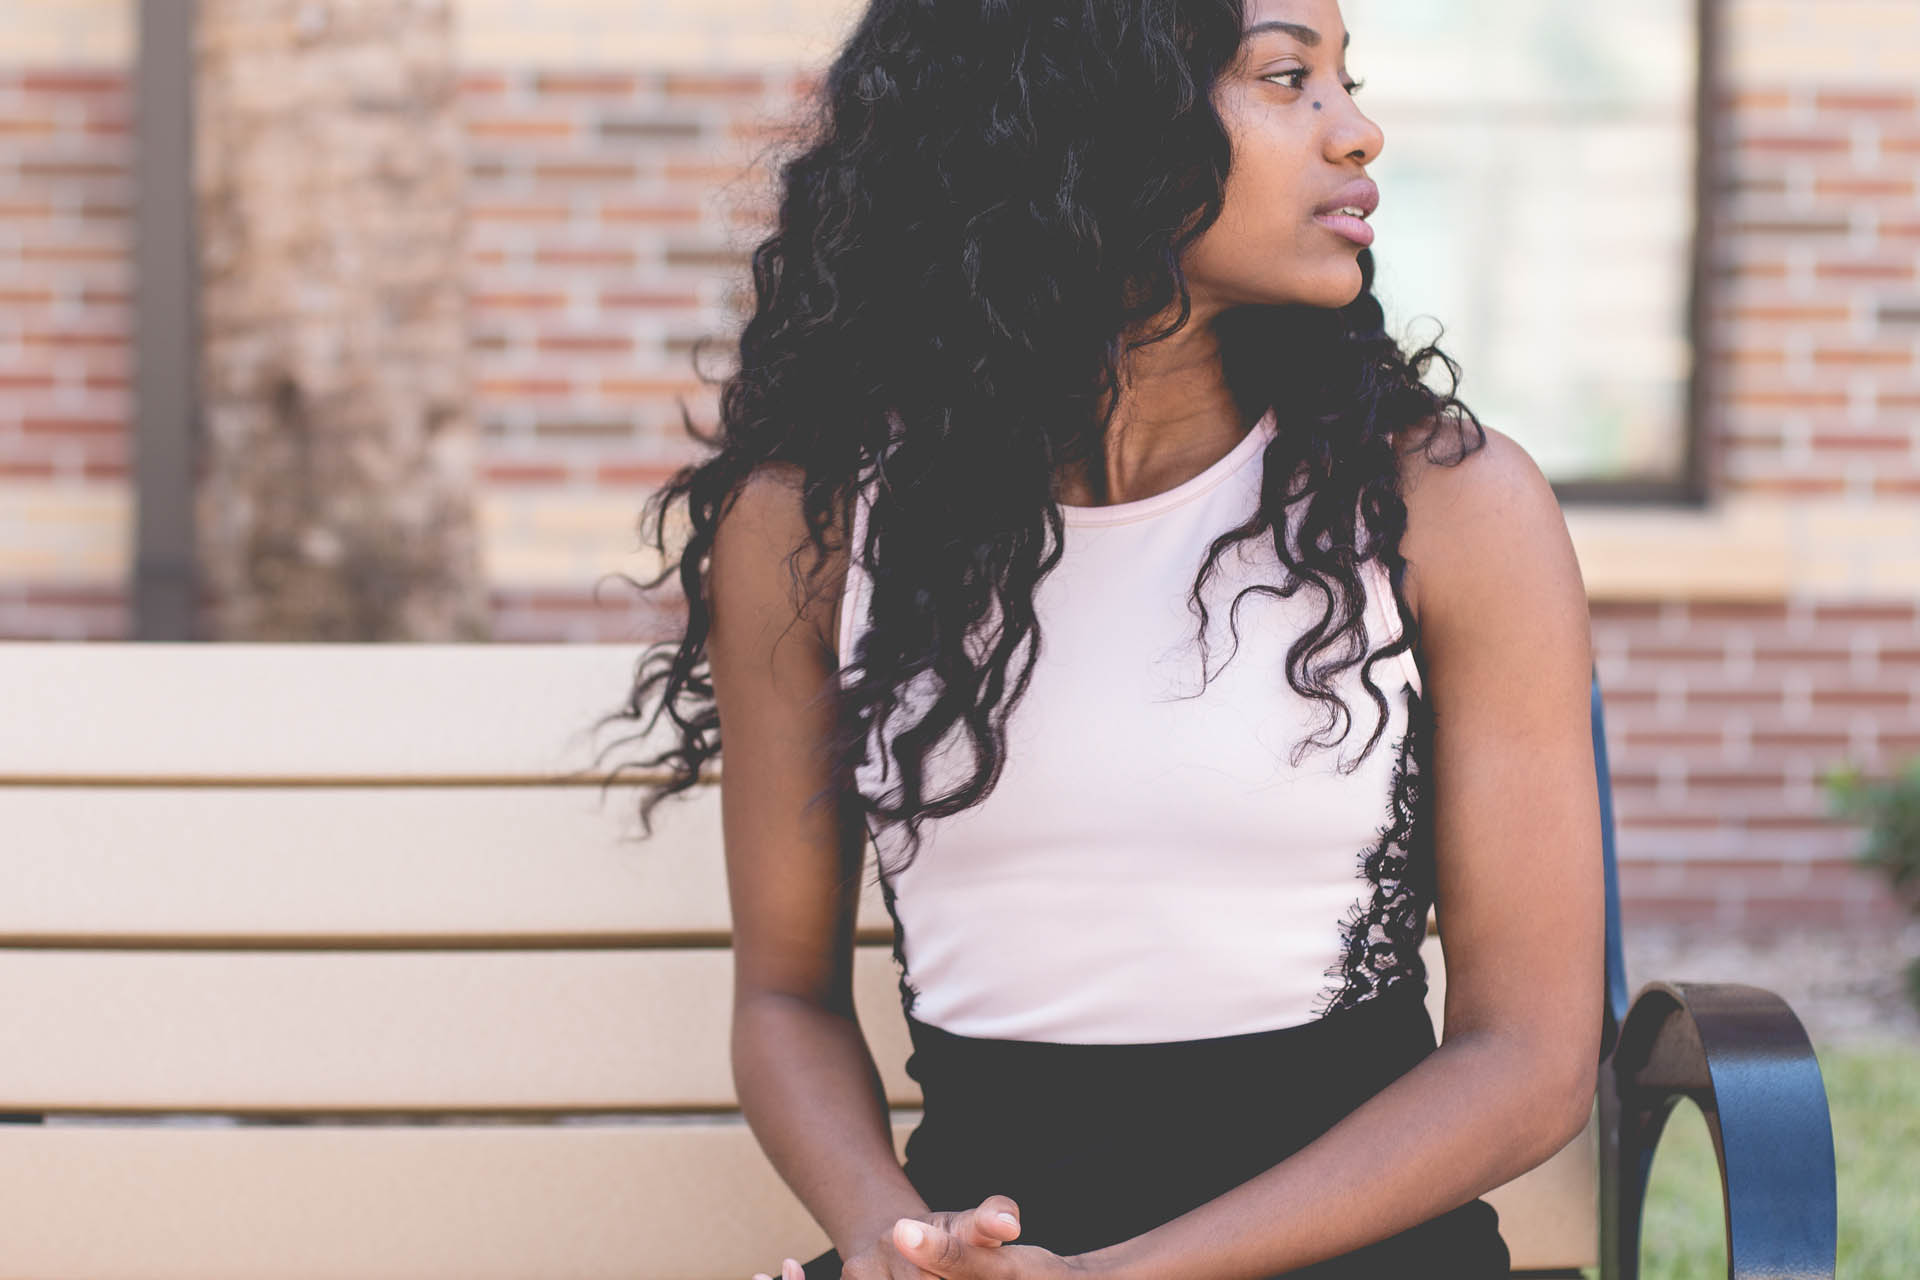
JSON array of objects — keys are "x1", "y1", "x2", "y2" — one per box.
[{"x1": 0, "y1": 642, "x2": 1600, "y2": 1278}]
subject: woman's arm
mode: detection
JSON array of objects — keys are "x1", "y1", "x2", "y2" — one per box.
[
  {"x1": 1074, "y1": 426, "x2": 1605, "y2": 1280},
  {"x1": 710, "y1": 467, "x2": 932, "y2": 1260}
]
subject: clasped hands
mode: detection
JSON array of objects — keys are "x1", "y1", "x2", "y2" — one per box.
[{"x1": 754, "y1": 1194, "x2": 1092, "y2": 1280}]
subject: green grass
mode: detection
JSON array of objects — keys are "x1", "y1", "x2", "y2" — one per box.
[{"x1": 1585, "y1": 1040, "x2": 1920, "y2": 1279}]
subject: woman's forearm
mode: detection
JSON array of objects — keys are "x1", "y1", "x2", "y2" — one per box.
[
  {"x1": 1074, "y1": 1030, "x2": 1594, "y2": 1280},
  {"x1": 732, "y1": 991, "x2": 932, "y2": 1259}
]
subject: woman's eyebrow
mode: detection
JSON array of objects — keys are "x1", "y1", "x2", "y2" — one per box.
[{"x1": 1242, "y1": 20, "x2": 1350, "y2": 50}]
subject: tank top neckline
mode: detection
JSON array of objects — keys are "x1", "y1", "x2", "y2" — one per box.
[{"x1": 1056, "y1": 406, "x2": 1278, "y2": 528}]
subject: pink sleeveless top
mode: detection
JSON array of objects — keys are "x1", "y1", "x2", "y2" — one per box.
[{"x1": 836, "y1": 407, "x2": 1431, "y2": 1043}]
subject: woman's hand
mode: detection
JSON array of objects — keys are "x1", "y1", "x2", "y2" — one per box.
[
  {"x1": 754, "y1": 1194, "x2": 1045, "y2": 1280},
  {"x1": 880, "y1": 1206, "x2": 1089, "y2": 1279}
]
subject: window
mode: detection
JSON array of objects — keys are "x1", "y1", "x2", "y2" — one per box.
[{"x1": 1344, "y1": 0, "x2": 1711, "y2": 501}]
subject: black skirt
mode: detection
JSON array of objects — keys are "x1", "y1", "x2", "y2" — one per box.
[{"x1": 792, "y1": 980, "x2": 1509, "y2": 1278}]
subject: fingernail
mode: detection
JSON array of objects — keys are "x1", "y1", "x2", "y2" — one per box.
[
  {"x1": 996, "y1": 1211, "x2": 1019, "y2": 1227},
  {"x1": 898, "y1": 1221, "x2": 924, "y2": 1247}
]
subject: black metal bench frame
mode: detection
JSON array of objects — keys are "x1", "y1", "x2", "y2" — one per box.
[{"x1": 1585, "y1": 669, "x2": 1837, "y2": 1280}]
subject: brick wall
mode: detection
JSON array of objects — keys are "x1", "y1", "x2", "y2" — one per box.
[{"x1": 0, "y1": 0, "x2": 1915, "y2": 927}]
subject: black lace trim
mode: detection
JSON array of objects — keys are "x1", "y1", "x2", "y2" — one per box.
[
  {"x1": 1312, "y1": 681, "x2": 1437, "y2": 1017},
  {"x1": 875, "y1": 863, "x2": 921, "y2": 1018}
]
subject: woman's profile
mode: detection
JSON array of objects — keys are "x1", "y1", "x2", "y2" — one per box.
[{"x1": 597, "y1": 0, "x2": 1605, "y2": 1275}]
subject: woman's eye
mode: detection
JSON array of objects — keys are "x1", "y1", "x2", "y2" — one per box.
[{"x1": 1262, "y1": 68, "x2": 1365, "y2": 96}]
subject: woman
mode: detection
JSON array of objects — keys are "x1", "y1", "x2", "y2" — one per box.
[{"x1": 597, "y1": 0, "x2": 1603, "y2": 1275}]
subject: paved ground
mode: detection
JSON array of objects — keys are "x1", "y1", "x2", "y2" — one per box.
[{"x1": 1620, "y1": 919, "x2": 1920, "y2": 1048}]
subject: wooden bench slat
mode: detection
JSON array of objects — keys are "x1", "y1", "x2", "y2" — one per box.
[
  {"x1": 0, "y1": 936, "x2": 1595, "y2": 1268},
  {"x1": 0, "y1": 1119, "x2": 877, "y2": 1280},
  {"x1": 0, "y1": 643, "x2": 685, "y2": 781},
  {"x1": 0, "y1": 1115, "x2": 1595, "y2": 1277},
  {"x1": 0, "y1": 784, "x2": 897, "y2": 941},
  {"x1": 0, "y1": 946, "x2": 916, "y2": 1111}
]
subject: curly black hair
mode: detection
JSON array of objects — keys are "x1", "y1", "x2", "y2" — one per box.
[{"x1": 588, "y1": 0, "x2": 1486, "y2": 883}]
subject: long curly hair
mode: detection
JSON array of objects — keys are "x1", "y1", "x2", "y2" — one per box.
[{"x1": 588, "y1": 0, "x2": 1486, "y2": 883}]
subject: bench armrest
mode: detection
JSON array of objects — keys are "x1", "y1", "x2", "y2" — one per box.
[{"x1": 1597, "y1": 981, "x2": 1836, "y2": 1280}]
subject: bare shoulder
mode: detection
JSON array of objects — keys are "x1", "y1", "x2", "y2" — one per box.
[
  {"x1": 708, "y1": 461, "x2": 850, "y2": 665},
  {"x1": 1389, "y1": 418, "x2": 1584, "y2": 641}
]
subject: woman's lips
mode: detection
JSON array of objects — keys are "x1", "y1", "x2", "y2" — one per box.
[{"x1": 1312, "y1": 211, "x2": 1374, "y2": 246}]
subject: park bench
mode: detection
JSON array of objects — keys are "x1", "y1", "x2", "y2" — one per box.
[{"x1": 0, "y1": 642, "x2": 1835, "y2": 1278}]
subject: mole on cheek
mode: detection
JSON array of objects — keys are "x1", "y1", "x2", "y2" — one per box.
[{"x1": 1312, "y1": 101, "x2": 1322, "y2": 110}]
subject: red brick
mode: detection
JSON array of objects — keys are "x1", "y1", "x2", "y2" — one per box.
[
  {"x1": 663, "y1": 160, "x2": 743, "y2": 183},
  {"x1": 536, "y1": 333, "x2": 634, "y2": 355},
  {"x1": 1741, "y1": 131, "x2": 1849, "y2": 153},
  {"x1": 471, "y1": 202, "x2": 570, "y2": 224},
  {"x1": 1812, "y1": 176, "x2": 1914, "y2": 199},
  {"x1": 477, "y1": 377, "x2": 572, "y2": 398},
  {"x1": 468, "y1": 116, "x2": 576, "y2": 141},
  {"x1": 1815, "y1": 259, "x2": 1915, "y2": 281},
  {"x1": 22, "y1": 243, "x2": 125, "y2": 264},
  {"x1": 532, "y1": 160, "x2": 638, "y2": 183},
  {"x1": 1718, "y1": 303, "x2": 1850, "y2": 323},
  {"x1": 1615, "y1": 813, "x2": 1723, "y2": 830},
  {"x1": 22, "y1": 329, "x2": 126, "y2": 350},
  {"x1": 21, "y1": 415, "x2": 122, "y2": 436},
  {"x1": 1713, "y1": 347, "x2": 1787, "y2": 366},
  {"x1": 1812, "y1": 602, "x2": 1916, "y2": 625},
  {"x1": 1713, "y1": 260, "x2": 1790, "y2": 281},
  {"x1": 1814, "y1": 90, "x2": 1915, "y2": 114},
  {"x1": 662, "y1": 72, "x2": 767, "y2": 99},
  {"x1": 532, "y1": 245, "x2": 637, "y2": 268},
  {"x1": 22, "y1": 72, "x2": 123, "y2": 95},
  {"x1": 458, "y1": 72, "x2": 509, "y2": 96},
  {"x1": 482, "y1": 462, "x2": 570, "y2": 485},
  {"x1": 1725, "y1": 387, "x2": 1850, "y2": 408},
  {"x1": 1812, "y1": 346, "x2": 1914, "y2": 367},
  {"x1": 533, "y1": 72, "x2": 638, "y2": 97},
  {"x1": 17, "y1": 159, "x2": 126, "y2": 181},
  {"x1": 1736, "y1": 476, "x2": 1850, "y2": 497},
  {"x1": 1811, "y1": 687, "x2": 1912, "y2": 712},
  {"x1": 1623, "y1": 727, "x2": 1724, "y2": 747},
  {"x1": 602, "y1": 202, "x2": 702, "y2": 224},
  {"x1": 1750, "y1": 729, "x2": 1852, "y2": 750},
  {"x1": 1809, "y1": 431, "x2": 1910, "y2": 451},
  {"x1": 1687, "y1": 602, "x2": 1787, "y2": 624},
  {"x1": 1628, "y1": 643, "x2": 1727, "y2": 663},
  {"x1": 1689, "y1": 771, "x2": 1789, "y2": 790},
  {"x1": 1736, "y1": 815, "x2": 1845, "y2": 836},
  {"x1": 1729, "y1": 217, "x2": 1851, "y2": 237},
  {"x1": 601, "y1": 289, "x2": 701, "y2": 311},
  {"x1": 601, "y1": 377, "x2": 708, "y2": 398},
  {"x1": 473, "y1": 290, "x2": 567, "y2": 311}
]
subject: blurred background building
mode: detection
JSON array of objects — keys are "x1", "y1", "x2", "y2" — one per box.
[{"x1": 1, "y1": 0, "x2": 1916, "y2": 932}]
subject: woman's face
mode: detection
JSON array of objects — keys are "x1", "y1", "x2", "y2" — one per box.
[{"x1": 1181, "y1": 0, "x2": 1385, "y2": 314}]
